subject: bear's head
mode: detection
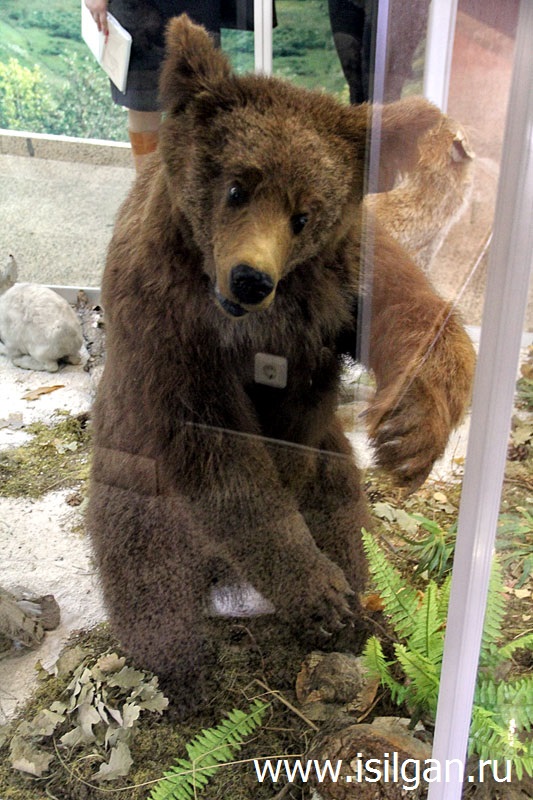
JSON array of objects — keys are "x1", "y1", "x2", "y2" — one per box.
[{"x1": 159, "y1": 15, "x2": 441, "y2": 318}]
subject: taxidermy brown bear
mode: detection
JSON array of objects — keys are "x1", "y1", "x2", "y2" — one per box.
[{"x1": 89, "y1": 15, "x2": 475, "y2": 713}]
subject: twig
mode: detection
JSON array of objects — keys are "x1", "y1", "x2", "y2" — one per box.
[
  {"x1": 44, "y1": 784, "x2": 62, "y2": 800},
  {"x1": 361, "y1": 611, "x2": 398, "y2": 644},
  {"x1": 270, "y1": 782, "x2": 296, "y2": 799},
  {"x1": 356, "y1": 691, "x2": 385, "y2": 723},
  {"x1": 255, "y1": 679, "x2": 319, "y2": 731}
]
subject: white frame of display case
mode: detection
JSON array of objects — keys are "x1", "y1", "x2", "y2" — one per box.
[
  {"x1": 253, "y1": 0, "x2": 273, "y2": 74},
  {"x1": 423, "y1": 0, "x2": 459, "y2": 110},
  {"x1": 428, "y1": 1, "x2": 533, "y2": 795}
]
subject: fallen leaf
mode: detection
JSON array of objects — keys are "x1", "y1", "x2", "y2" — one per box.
[
  {"x1": 54, "y1": 439, "x2": 78, "y2": 454},
  {"x1": 95, "y1": 741, "x2": 133, "y2": 782},
  {"x1": 373, "y1": 502, "x2": 396, "y2": 522},
  {"x1": 53, "y1": 645, "x2": 87, "y2": 678},
  {"x1": 433, "y1": 491, "x2": 448, "y2": 503},
  {"x1": 511, "y1": 420, "x2": 533, "y2": 446},
  {"x1": 95, "y1": 653, "x2": 126, "y2": 675},
  {"x1": 29, "y1": 709, "x2": 65, "y2": 737},
  {"x1": 77, "y1": 703, "x2": 101, "y2": 742},
  {"x1": 49, "y1": 700, "x2": 68, "y2": 715},
  {"x1": 9, "y1": 735, "x2": 54, "y2": 777},
  {"x1": 122, "y1": 702, "x2": 141, "y2": 728},
  {"x1": 133, "y1": 680, "x2": 169, "y2": 713},
  {"x1": 394, "y1": 508, "x2": 419, "y2": 535},
  {"x1": 60, "y1": 726, "x2": 84, "y2": 748},
  {"x1": 107, "y1": 666, "x2": 146, "y2": 689},
  {"x1": 0, "y1": 413, "x2": 24, "y2": 430},
  {"x1": 514, "y1": 588, "x2": 531, "y2": 599},
  {"x1": 22, "y1": 385, "x2": 64, "y2": 401},
  {"x1": 362, "y1": 593, "x2": 385, "y2": 612},
  {"x1": 137, "y1": 691, "x2": 169, "y2": 713},
  {"x1": 106, "y1": 706, "x2": 124, "y2": 726}
]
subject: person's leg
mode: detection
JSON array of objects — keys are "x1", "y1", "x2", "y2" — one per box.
[
  {"x1": 127, "y1": 109, "x2": 161, "y2": 172},
  {"x1": 328, "y1": 0, "x2": 367, "y2": 104}
]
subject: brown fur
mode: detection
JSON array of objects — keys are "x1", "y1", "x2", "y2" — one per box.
[
  {"x1": 366, "y1": 118, "x2": 474, "y2": 270},
  {"x1": 88, "y1": 16, "x2": 475, "y2": 715}
]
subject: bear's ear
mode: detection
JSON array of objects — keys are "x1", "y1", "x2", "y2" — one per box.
[
  {"x1": 159, "y1": 14, "x2": 233, "y2": 113},
  {"x1": 344, "y1": 96, "x2": 444, "y2": 191}
]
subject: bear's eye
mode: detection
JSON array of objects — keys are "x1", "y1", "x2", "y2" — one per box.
[
  {"x1": 227, "y1": 183, "x2": 249, "y2": 207},
  {"x1": 291, "y1": 213, "x2": 309, "y2": 235}
]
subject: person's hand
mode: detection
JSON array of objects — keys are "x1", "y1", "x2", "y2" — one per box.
[{"x1": 85, "y1": 0, "x2": 109, "y2": 36}]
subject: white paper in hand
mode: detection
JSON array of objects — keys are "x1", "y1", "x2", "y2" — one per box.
[{"x1": 81, "y1": 1, "x2": 132, "y2": 93}]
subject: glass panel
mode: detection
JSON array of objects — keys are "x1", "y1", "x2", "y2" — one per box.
[
  {"x1": 272, "y1": 0, "x2": 346, "y2": 96},
  {"x1": 0, "y1": 0, "x2": 128, "y2": 140}
]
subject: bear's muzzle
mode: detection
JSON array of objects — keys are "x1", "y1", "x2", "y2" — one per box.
[
  {"x1": 213, "y1": 207, "x2": 291, "y2": 316},
  {"x1": 229, "y1": 263, "x2": 275, "y2": 305},
  {"x1": 214, "y1": 287, "x2": 249, "y2": 317}
]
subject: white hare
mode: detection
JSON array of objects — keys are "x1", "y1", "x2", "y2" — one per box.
[{"x1": 0, "y1": 255, "x2": 84, "y2": 373}]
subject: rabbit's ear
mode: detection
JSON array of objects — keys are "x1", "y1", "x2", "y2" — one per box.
[
  {"x1": 340, "y1": 96, "x2": 443, "y2": 191},
  {"x1": 1, "y1": 254, "x2": 18, "y2": 290},
  {"x1": 159, "y1": 14, "x2": 233, "y2": 114}
]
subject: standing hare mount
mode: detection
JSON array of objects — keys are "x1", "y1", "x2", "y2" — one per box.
[
  {"x1": 0, "y1": 255, "x2": 84, "y2": 372},
  {"x1": 88, "y1": 15, "x2": 476, "y2": 716}
]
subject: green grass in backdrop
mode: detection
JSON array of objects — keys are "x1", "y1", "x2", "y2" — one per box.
[{"x1": 0, "y1": 0, "x2": 347, "y2": 140}]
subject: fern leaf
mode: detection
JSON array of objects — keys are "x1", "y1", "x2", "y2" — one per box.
[
  {"x1": 469, "y1": 705, "x2": 533, "y2": 779},
  {"x1": 362, "y1": 529, "x2": 419, "y2": 640},
  {"x1": 362, "y1": 635, "x2": 406, "y2": 704},
  {"x1": 476, "y1": 675, "x2": 533, "y2": 732},
  {"x1": 408, "y1": 580, "x2": 446, "y2": 664},
  {"x1": 149, "y1": 700, "x2": 268, "y2": 800},
  {"x1": 497, "y1": 631, "x2": 533, "y2": 662},
  {"x1": 394, "y1": 644, "x2": 440, "y2": 714},
  {"x1": 436, "y1": 574, "x2": 452, "y2": 619},
  {"x1": 479, "y1": 559, "x2": 507, "y2": 664}
]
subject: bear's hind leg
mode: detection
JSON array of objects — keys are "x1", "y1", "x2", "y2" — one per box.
[
  {"x1": 89, "y1": 487, "x2": 216, "y2": 718},
  {"x1": 122, "y1": 577, "x2": 216, "y2": 718}
]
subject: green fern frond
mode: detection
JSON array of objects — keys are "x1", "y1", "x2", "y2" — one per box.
[
  {"x1": 362, "y1": 529, "x2": 419, "y2": 640},
  {"x1": 394, "y1": 644, "x2": 440, "y2": 715},
  {"x1": 476, "y1": 675, "x2": 533, "y2": 733},
  {"x1": 407, "y1": 580, "x2": 446, "y2": 664},
  {"x1": 362, "y1": 635, "x2": 406, "y2": 704},
  {"x1": 362, "y1": 532, "x2": 532, "y2": 775},
  {"x1": 470, "y1": 705, "x2": 533, "y2": 780},
  {"x1": 149, "y1": 700, "x2": 268, "y2": 800},
  {"x1": 436, "y1": 574, "x2": 452, "y2": 620},
  {"x1": 497, "y1": 631, "x2": 533, "y2": 662},
  {"x1": 408, "y1": 515, "x2": 456, "y2": 580},
  {"x1": 479, "y1": 559, "x2": 507, "y2": 664}
]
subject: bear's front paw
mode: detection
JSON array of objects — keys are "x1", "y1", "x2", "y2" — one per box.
[
  {"x1": 289, "y1": 558, "x2": 355, "y2": 642},
  {"x1": 368, "y1": 385, "x2": 451, "y2": 490}
]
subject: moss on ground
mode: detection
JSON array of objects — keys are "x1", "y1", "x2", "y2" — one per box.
[
  {"x1": 0, "y1": 411, "x2": 91, "y2": 499},
  {"x1": 0, "y1": 623, "x2": 310, "y2": 800}
]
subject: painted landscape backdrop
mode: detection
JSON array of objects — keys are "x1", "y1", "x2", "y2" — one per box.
[{"x1": 0, "y1": 0, "x2": 347, "y2": 141}]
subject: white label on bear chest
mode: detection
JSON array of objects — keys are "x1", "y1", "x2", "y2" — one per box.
[{"x1": 254, "y1": 352, "x2": 288, "y2": 388}]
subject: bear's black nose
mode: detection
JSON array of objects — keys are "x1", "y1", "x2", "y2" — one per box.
[{"x1": 230, "y1": 264, "x2": 275, "y2": 305}]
